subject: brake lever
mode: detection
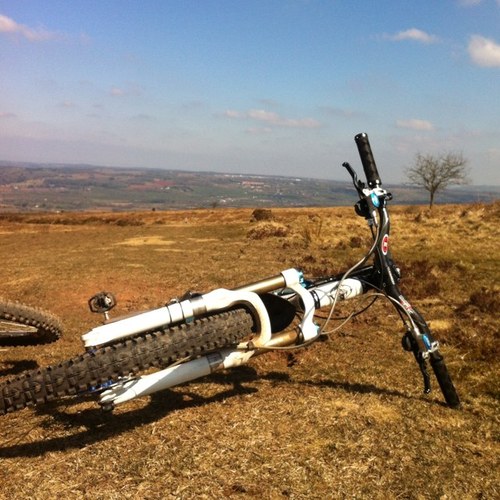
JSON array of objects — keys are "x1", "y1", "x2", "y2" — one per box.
[{"x1": 342, "y1": 162, "x2": 365, "y2": 197}]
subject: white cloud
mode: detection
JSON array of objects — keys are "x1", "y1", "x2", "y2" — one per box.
[
  {"x1": 396, "y1": 119, "x2": 435, "y2": 131},
  {"x1": 224, "y1": 110, "x2": 243, "y2": 119},
  {"x1": 109, "y1": 84, "x2": 143, "y2": 97},
  {"x1": 224, "y1": 108, "x2": 320, "y2": 129},
  {"x1": 385, "y1": 28, "x2": 439, "y2": 44},
  {"x1": 110, "y1": 87, "x2": 126, "y2": 96},
  {"x1": 248, "y1": 109, "x2": 280, "y2": 123},
  {"x1": 468, "y1": 35, "x2": 500, "y2": 67},
  {"x1": 0, "y1": 13, "x2": 58, "y2": 42},
  {"x1": 319, "y1": 106, "x2": 360, "y2": 118}
]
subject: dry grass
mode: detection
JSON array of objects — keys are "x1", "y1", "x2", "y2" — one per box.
[{"x1": 0, "y1": 202, "x2": 498, "y2": 499}]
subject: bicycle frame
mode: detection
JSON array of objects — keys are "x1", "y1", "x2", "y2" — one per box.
[{"x1": 86, "y1": 135, "x2": 449, "y2": 411}]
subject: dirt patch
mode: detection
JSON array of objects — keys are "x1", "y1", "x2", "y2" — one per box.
[
  {"x1": 115, "y1": 236, "x2": 176, "y2": 246},
  {"x1": 468, "y1": 286, "x2": 499, "y2": 314}
]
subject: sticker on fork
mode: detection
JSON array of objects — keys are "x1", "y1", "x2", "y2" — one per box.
[{"x1": 382, "y1": 234, "x2": 389, "y2": 255}]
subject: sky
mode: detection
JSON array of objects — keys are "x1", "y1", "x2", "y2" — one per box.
[{"x1": 1, "y1": 0, "x2": 499, "y2": 185}]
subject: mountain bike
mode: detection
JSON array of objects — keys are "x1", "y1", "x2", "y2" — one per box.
[
  {"x1": 0, "y1": 299, "x2": 62, "y2": 346},
  {"x1": 0, "y1": 133, "x2": 460, "y2": 416}
]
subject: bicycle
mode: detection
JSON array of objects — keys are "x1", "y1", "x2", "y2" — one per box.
[
  {"x1": 0, "y1": 133, "x2": 460, "y2": 416},
  {"x1": 0, "y1": 299, "x2": 62, "y2": 346}
]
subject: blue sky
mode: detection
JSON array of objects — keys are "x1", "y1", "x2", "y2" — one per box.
[{"x1": 1, "y1": 1, "x2": 499, "y2": 185}]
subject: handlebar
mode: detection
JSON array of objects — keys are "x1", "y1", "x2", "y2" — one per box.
[{"x1": 354, "y1": 133, "x2": 381, "y2": 188}]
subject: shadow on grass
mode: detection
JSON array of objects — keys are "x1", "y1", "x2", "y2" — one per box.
[
  {"x1": 302, "y1": 378, "x2": 408, "y2": 398},
  {"x1": 0, "y1": 359, "x2": 39, "y2": 377},
  {"x1": 0, "y1": 366, "x2": 261, "y2": 458},
  {"x1": 0, "y1": 366, "x2": 431, "y2": 458}
]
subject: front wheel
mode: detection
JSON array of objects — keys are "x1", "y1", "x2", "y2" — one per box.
[
  {"x1": 0, "y1": 308, "x2": 254, "y2": 415},
  {"x1": 0, "y1": 299, "x2": 62, "y2": 346}
]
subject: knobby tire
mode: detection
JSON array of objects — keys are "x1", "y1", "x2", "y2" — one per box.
[
  {"x1": 430, "y1": 352, "x2": 461, "y2": 409},
  {"x1": 0, "y1": 308, "x2": 254, "y2": 415},
  {"x1": 0, "y1": 300, "x2": 63, "y2": 346}
]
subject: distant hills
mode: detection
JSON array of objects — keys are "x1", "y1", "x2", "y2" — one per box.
[{"x1": 0, "y1": 161, "x2": 498, "y2": 212}]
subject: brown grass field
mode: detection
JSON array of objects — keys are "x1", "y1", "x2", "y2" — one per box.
[{"x1": 0, "y1": 202, "x2": 498, "y2": 499}]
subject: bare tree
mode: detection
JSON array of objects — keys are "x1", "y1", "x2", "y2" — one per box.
[{"x1": 406, "y1": 152, "x2": 469, "y2": 209}]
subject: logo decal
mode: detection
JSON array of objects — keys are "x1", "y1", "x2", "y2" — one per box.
[
  {"x1": 398, "y1": 295, "x2": 414, "y2": 313},
  {"x1": 381, "y1": 234, "x2": 389, "y2": 255},
  {"x1": 370, "y1": 193, "x2": 380, "y2": 207}
]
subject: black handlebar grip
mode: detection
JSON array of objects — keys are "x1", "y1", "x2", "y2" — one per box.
[{"x1": 354, "y1": 133, "x2": 381, "y2": 188}]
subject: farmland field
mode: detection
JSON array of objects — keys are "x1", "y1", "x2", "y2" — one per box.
[{"x1": 0, "y1": 202, "x2": 498, "y2": 499}]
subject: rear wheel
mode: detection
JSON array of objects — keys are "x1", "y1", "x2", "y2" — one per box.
[
  {"x1": 0, "y1": 308, "x2": 254, "y2": 415},
  {"x1": 0, "y1": 300, "x2": 62, "y2": 346}
]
